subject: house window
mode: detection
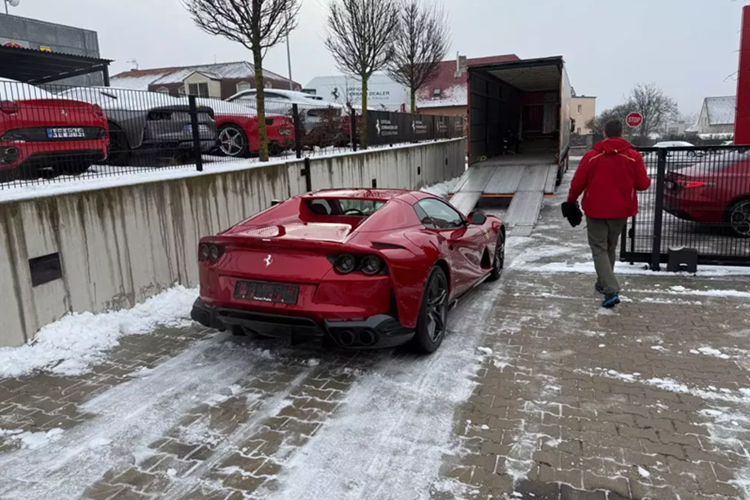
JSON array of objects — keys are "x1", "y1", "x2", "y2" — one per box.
[
  {"x1": 156, "y1": 87, "x2": 170, "y2": 94},
  {"x1": 188, "y1": 83, "x2": 210, "y2": 97},
  {"x1": 178, "y1": 86, "x2": 187, "y2": 96},
  {"x1": 433, "y1": 88, "x2": 442, "y2": 97},
  {"x1": 236, "y1": 81, "x2": 252, "y2": 93},
  {"x1": 577, "y1": 104, "x2": 582, "y2": 114},
  {"x1": 577, "y1": 128, "x2": 582, "y2": 135},
  {"x1": 264, "y1": 81, "x2": 273, "y2": 89}
]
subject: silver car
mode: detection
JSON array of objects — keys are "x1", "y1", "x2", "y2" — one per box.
[{"x1": 59, "y1": 87, "x2": 218, "y2": 165}]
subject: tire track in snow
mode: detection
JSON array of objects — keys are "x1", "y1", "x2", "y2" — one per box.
[
  {"x1": 262, "y1": 237, "x2": 533, "y2": 500},
  {"x1": 0, "y1": 332, "x2": 287, "y2": 500}
]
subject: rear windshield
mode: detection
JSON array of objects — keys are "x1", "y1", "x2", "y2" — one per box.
[
  {"x1": 306, "y1": 199, "x2": 386, "y2": 216},
  {"x1": 686, "y1": 150, "x2": 750, "y2": 173}
]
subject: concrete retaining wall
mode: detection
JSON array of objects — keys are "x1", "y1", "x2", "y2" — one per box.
[{"x1": 0, "y1": 139, "x2": 465, "y2": 348}]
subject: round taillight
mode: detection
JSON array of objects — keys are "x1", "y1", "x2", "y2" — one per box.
[
  {"x1": 0, "y1": 101, "x2": 17, "y2": 115},
  {"x1": 199, "y1": 244, "x2": 210, "y2": 260},
  {"x1": 209, "y1": 245, "x2": 221, "y2": 263},
  {"x1": 360, "y1": 255, "x2": 382, "y2": 275},
  {"x1": 335, "y1": 254, "x2": 356, "y2": 274}
]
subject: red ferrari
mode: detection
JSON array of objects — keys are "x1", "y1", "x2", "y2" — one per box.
[
  {"x1": 1, "y1": 78, "x2": 108, "y2": 180},
  {"x1": 664, "y1": 150, "x2": 750, "y2": 237},
  {"x1": 191, "y1": 189, "x2": 505, "y2": 353}
]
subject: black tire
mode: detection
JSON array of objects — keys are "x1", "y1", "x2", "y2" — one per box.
[
  {"x1": 218, "y1": 124, "x2": 249, "y2": 158},
  {"x1": 268, "y1": 141, "x2": 282, "y2": 157},
  {"x1": 411, "y1": 266, "x2": 449, "y2": 354},
  {"x1": 107, "y1": 122, "x2": 131, "y2": 166},
  {"x1": 727, "y1": 198, "x2": 750, "y2": 238},
  {"x1": 488, "y1": 231, "x2": 505, "y2": 281}
]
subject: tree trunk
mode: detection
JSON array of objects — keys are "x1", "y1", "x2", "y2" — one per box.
[
  {"x1": 410, "y1": 88, "x2": 416, "y2": 113},
  {"x1": 253, "y1": 47, "x2": 269, "y2": 162},
  {"x1": 361, "y1": 76, "x2": 368, "y2": 149}
]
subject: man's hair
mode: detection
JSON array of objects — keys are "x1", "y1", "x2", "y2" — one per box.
[{"x1": 604, "y1": 120, "x2": 623, "y2": 138}]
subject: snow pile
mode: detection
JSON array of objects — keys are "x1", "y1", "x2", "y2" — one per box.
[
  {"x1": 421, "y1": 176, "x2": 461, "y2": 198},
  {"x1": 692, "y1": 347, "x2": 731, "y2": 360},
  {"x1": 0, "y1": 285, "x2": 198, "y2": 378},
  {"x1": 2, "y1": 428, "x2": 65, "y2": 450}
]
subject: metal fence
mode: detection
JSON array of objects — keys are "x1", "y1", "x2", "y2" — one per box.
[
  {"x1": 0, "y1": 80, "x2": 464, "y2": 190},
  {"x1": 621, "y1": 145, "x2": 750, "y2": 268}
]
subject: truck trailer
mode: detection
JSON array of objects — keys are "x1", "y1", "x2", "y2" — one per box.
[{"x1": 450, "y1": 56, "x2": 573, "y2": 234}]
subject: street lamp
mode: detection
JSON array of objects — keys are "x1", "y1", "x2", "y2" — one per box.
[{"x1": 4, "y1": 0, "x2": 21, "y2": 15}]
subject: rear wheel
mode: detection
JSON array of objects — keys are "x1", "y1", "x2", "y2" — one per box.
[
  {"x1": 411, "y1": 267, "x2": 449, "y2": 354},
  {"x1": 727, "y1": 198, "x2": 750, "y2": 237},
  {"x1": 218, "y1": 124, "x2": 249, "y2": 158},
  {"x1": 488, "y1": 232, "x2": 505, "y2": 281},
  {"x1": 107, "y1": 122, "x2": 131, "y2": 166}
]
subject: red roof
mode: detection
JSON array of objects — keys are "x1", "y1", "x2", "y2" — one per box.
[{"x1": 417, "y1": 54, "x2": 519, "y2": 109}]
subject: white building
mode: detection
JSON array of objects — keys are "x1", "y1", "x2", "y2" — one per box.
[{"x1": 304, "y1": 73, "x2": 408, "y2": 112}]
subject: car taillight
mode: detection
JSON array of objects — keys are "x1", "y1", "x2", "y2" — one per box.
[
  {"x1": 0, "y1": 101, "x2": 17, "y2": 115},
  {"x1": 328, "y1": 254, "x2": 386, "y2": 275},
  {"x1": 279, "y1": 127, "x2": 292, "y2": 136},
  {"x1": 678, "y1": 181, "x2": 706, "y2": 189},
  {"x1": 333, "y1": 254, "x2": 356, "y2": 274},
  {"x1": 360, "y1": 255, "x2": 383, "y2": 275},
  {"x1": 199, "y1": 243, "x2": 225, "y2": 263},
  {"x1": 93, "y1": 104, "x2": 105, "y2": 119}
]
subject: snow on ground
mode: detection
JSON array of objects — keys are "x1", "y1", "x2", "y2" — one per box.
[
  {"x1": 514, "y1": 260, "x2": 750, "y2": 278},
  {"x1": 420, "y1": 176, "x2": 461, "y2": 198},
  {"x1": 0, "y1": 285, "x2": 198, "y2": 379}
]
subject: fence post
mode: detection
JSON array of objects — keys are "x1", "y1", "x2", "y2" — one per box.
[
  {"x1": 292, "y1": 104, "x2": 302, "y2": 159},
  {"x1": 188, "y1": 95, "x2": 203, "y2": 172},
  {"x1": 302, "y1": 157, "x2": 312, "y2": 192},
  {"x1": 350, "y1": 108, "x2": 357, "y2": 152},
  {"x1": 650, "y1": 149, "x2": 668, "y2": 271}
]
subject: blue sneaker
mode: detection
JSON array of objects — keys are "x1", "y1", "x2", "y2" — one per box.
[
  {"x1": 595, "y1": 284, "x2": 605, "y2": 295},
  {"x1": 602, "y1": 293, "x2": 620, "y2": 309}
]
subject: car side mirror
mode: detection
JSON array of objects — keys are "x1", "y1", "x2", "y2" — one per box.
[{"x1": 468, "y1": 212, "x2": 487, "y2": 225}]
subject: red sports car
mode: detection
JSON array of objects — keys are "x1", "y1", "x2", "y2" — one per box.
[
  {"x1": 0, "y1": 78, "x2": 109, "y2": 180},
  {"x1": 664, "y1": 150, "x2": 750, "y2": 237},
  {"x1": 191, "y1": 189, "x2": 505, "y2": 353}
]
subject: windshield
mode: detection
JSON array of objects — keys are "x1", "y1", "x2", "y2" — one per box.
[{"x1": 685, "y1": 150, "x2": 750, "y2": 172}]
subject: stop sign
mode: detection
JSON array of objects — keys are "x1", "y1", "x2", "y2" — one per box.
[{"x1": 626, "y1": 112, "x2": 643, "y2": 128}]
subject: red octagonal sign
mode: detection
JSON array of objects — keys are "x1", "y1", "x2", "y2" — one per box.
[{"x1": 626, "y1": 112, "x2": 643, "y2": 128}]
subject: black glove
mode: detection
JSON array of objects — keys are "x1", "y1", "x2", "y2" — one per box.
[{"x1": 561, "y1": 201, "x2": 583, "y2": 228}]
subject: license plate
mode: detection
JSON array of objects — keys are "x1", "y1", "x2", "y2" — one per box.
[
  {"x1": 186, "y1": 124, "x2": 208, "y2": 133},
  {"x1": 234, "y1": 280, "x2": 299, "y2": 305},
  {"x1": 47, "y1": 127, "x2": 85, "y2": 139}
]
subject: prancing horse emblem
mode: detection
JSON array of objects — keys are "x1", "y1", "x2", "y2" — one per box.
[{"x1": 264, "y1": 255, "x2": 273, "y2": 267}]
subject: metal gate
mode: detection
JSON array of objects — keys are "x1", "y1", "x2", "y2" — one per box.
[{"x1": 620, "y1": 145, "x2": 750, "y2": 268}]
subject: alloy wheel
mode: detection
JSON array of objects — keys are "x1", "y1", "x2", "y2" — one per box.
[
  {"x1": 219, "y1": 127, "x2": 245, "y2": 156},
  {"x1": 730, "y1": 201, "x2": 750, "y2": 237},
  {"x1": 426, "y1": 273, "x2": 448, "y2": 343}
]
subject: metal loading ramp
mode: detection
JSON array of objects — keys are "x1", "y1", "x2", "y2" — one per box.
[{"x1": 450, "y1": 156, "x2": 559, "y2": 235}]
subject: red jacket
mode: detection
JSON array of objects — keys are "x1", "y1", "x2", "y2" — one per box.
[{"x1": 568, "y1": 138, "x2": 651, "y2": 219}]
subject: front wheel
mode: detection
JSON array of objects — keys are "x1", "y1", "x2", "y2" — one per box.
[
  {"x1": 411, "y1": 266, "x2": 449, "y2": 354},
  {"x1": 727, "y1": 199, "x2": 750, "y2": 237},
  {"x1": 218, "y1": 124, "x2": 249, "y2": 158},
  {"x1": 488, "y1": 231, "x2": 505, "y2": 281}
]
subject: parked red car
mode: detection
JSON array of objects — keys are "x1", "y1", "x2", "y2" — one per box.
[
  {"x1": 193, "y1": 99, "x2": 293, "y2": 157},
  {"x1": 191, "y1": 189, "x2": 505, "y2": 353},
  {"x1": 0, "y1": 78, "x2": 108, "y2": 180},
  {"x1": 664, "y1": 151, "x2": 750, "y2": 237}
]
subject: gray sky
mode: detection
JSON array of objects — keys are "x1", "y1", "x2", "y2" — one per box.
[{"x1": 7, "y1": 0, "x2": 747, "y2": 115}]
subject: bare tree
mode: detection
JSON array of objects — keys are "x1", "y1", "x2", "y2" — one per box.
[
  {"x1": 387, "y1": 0, "x2": 451, "y2": 113},
  {"x1": 184, "y1": 0, "x2": 300, "y2": 161},
  {"x1": 586, "y1": 103, "x2": 634, "y2": 140},
  {"x1": 629, "y1": 83, "x2": 678, "y2": 144},
  {"x1": 325, "y1": 0, "x2": 399, "y2": 148}
]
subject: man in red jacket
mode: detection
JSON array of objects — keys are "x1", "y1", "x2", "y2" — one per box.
[{"x1": 567, "y1": 120, "x2": 651, "y2": 308}]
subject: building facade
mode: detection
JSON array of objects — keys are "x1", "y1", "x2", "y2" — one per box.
[
  {"x1": 693, "y1": 96, "x2": 735, "y2": 139},
  {"x1": 0, "y1": 13, "x2": 102, "y2": 86},
  {"x1": 111, "y1": 62, "x2": 300, "y2": 98},
  {"x1": 571, "y1": 96, "x2": 596, "y2": 135}
]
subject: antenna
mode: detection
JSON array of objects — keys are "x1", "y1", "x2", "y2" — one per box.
[{"x1": 127, "y1": 59, "x2": 139, "y2": 70}]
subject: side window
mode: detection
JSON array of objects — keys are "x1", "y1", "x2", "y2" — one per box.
[
  {"x1": 416, "y1": 199, "x2": 465, "y2": 230},
  {"x1": 414, "y1": 203, "x2": 436, "y2": 229}
]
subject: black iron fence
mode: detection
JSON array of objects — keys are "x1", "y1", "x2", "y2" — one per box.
[
  {"x1": 0, "y1": 80, "x2": 464, "y2": 190},
  {"x1": 621, "y1": 145, "x2": 750, "y2": 267}
]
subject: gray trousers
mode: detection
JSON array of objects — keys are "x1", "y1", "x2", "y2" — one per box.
[{"x1": 586, "y1": 217, "x2": 628, "y2": 294}]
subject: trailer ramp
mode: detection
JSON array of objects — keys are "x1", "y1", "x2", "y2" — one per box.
[{"x1": 450, "y1": 156, "x2": 558, "y2": 235}]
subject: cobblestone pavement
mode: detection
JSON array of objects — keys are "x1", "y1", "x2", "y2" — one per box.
[{"x1": 0, "y1": 165, "x2": 749, "y2": 499}]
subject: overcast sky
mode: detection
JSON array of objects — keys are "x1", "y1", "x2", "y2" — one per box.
[{"x1": 6, "y1": 0, "x2": 748, "y2": 115}]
